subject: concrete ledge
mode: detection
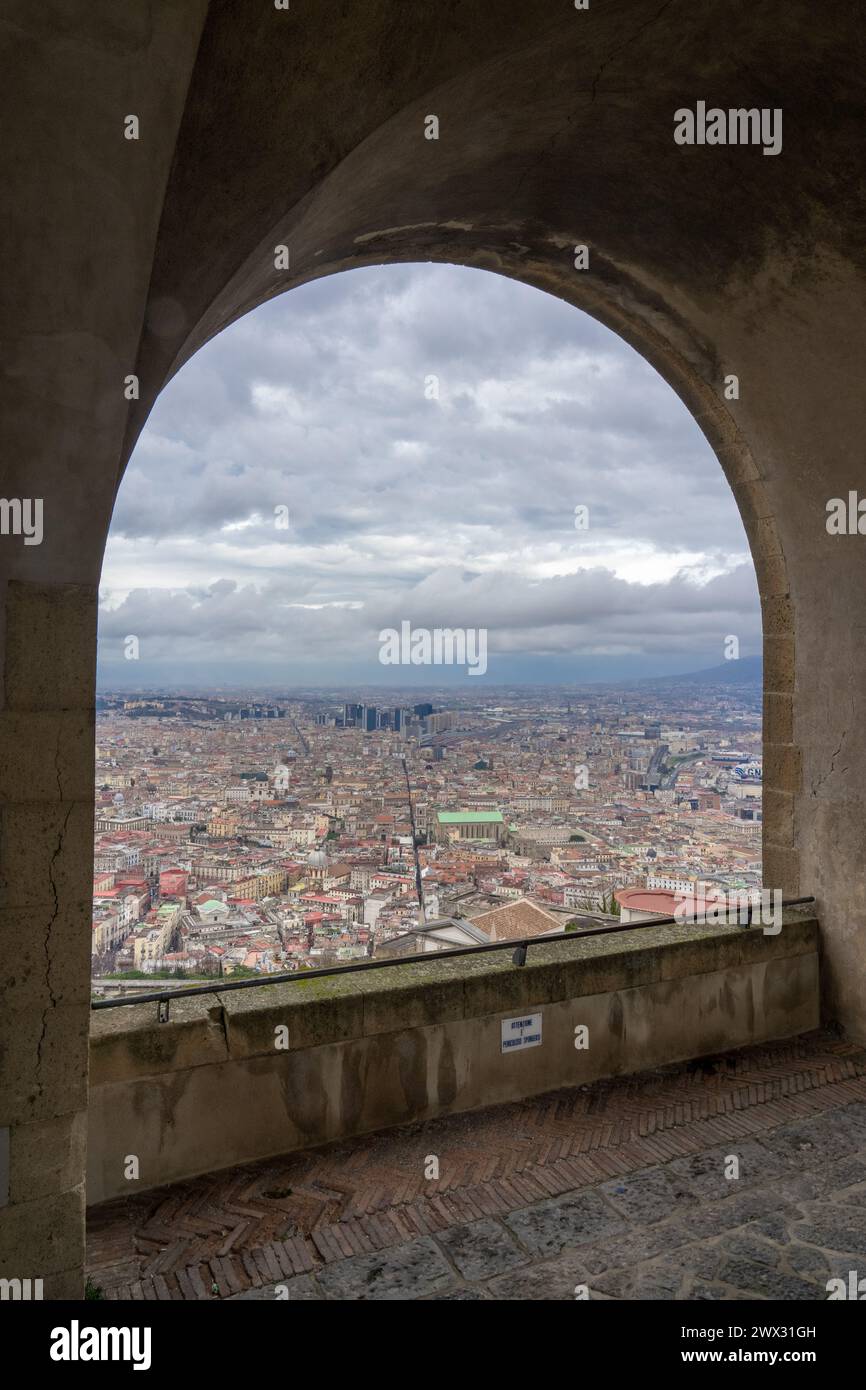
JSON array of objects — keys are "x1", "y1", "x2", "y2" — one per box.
[{"x1": 87, "y1": 912, "x2": 819, "y2": 1204}]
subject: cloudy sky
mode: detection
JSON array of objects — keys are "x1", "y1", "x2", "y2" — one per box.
[{"x1": 98, "y1": 264, "x2": 760, "y2": 690}]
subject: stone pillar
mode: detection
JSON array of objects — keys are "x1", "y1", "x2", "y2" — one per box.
[
  {"x1": 0, "y1": 584, "x2": 96, "y2": 1297},
  {"x1": 0, "y1": 0, "x2": 208, "y2": 1299},
  {"x1": 702, "y1": 270, "x2": 866, "y2": 1042}
]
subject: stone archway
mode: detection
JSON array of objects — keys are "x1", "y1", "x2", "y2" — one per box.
[{"x1": 2, "y1": 0, "x2": 863, "y2": 1297}]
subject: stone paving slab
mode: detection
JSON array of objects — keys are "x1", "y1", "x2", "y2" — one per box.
[
  {"x1": 436, "y1": 1218, "x2": 528, "y2": 1281},
  {"x1": 315, "y1": 1237, "x2": 453, "y2": 1301},
  {"x1": 505, "y1": 1189, "x2": 627, "y2": 1256}
]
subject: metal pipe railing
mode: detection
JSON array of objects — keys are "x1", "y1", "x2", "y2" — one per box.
[{"x1": 90, "y1": 895, "x2": 816, "y2": 1020}]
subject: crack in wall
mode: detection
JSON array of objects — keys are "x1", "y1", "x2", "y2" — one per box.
[
  {"x1": 513, "y1": 0, "x2": 680, "y2": 206},
  {"x1": 54, "y1": 724, "x2": 63, "y2": 803},
  {"x1": 590, "y1": 0, "x2": 678, "y2": 104},
  {"x1": 811, "y1": 730, "x2": 848, "y2": 796},
  {"x1": 36, "y1": 803, "x2": 74, "y2": 1098}
]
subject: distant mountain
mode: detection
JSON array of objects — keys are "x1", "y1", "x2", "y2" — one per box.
[{"x1": 644, "y1": 656, "x2": 762, "y2": 686}]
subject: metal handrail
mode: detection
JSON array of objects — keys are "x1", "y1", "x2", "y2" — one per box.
[{"x1": 90, "y1": 895, "x2": 816, "y2": 1018}]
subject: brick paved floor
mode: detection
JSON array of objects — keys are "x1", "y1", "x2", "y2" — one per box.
[{"x1": 86, "y1": 1030, "x2": 866, "y2": 1300}]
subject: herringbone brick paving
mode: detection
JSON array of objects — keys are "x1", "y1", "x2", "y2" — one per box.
[{"x1": 86, "y1": 1030, "x2": 866, "y2": 1300}]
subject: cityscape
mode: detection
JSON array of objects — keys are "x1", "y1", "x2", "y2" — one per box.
[{"x1": 91, "y1": 669, "x2": 763, "y2": 994}]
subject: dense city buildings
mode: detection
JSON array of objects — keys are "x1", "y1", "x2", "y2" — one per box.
[{"x1": 91, "y1": 677, "x2": 762, "y2": 994}]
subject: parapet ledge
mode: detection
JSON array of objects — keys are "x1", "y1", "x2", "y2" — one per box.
[{"x1": 89, "y1": 908, "x2": 818, "y2": 1084}]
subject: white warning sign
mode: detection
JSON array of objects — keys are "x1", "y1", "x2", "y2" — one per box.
[{"x1": 501, "y1": 1012, "x2": 543, "y2": 1053}]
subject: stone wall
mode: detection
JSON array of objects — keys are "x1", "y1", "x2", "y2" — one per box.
[
  {"x1": 88, "y1": 913, "x2": 819, "y2": 1204},
  {"x1": 0, "y1": 0, "x2": 209, "y2": 1299}
]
